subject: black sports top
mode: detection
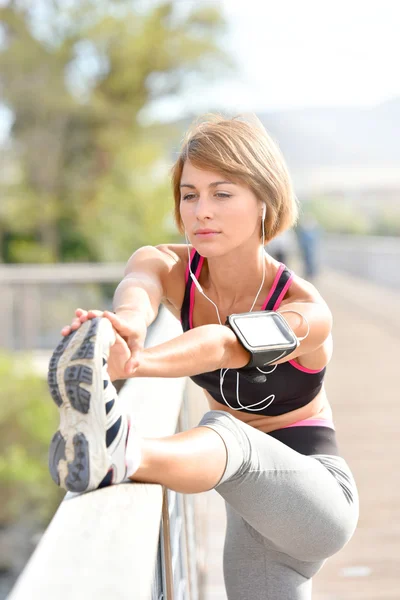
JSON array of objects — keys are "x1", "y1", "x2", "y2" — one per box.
[
  {"x1": 180, "y1": 249, "x2": 339, "y2": 457},
  {"x1": 181, "y1": 249, "x2": 326, "y2": 417}
]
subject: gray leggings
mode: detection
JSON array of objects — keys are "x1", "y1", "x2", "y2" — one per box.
[{"x1": 198, "y1": 411, "x2": 359, "y2": 600}]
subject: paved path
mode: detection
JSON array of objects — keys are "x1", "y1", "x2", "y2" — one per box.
[{"x1": 188, "y1": 267, "x2": 400, "y2": 600}]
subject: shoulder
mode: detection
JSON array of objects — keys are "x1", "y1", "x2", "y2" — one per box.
[
  {"x1": 124, "y1": 243, "x2": 189, "y2": 274},
  {"x1": 148, "y1": 243, "x2": 192, "y2": 314},
  {"x1": 281, "y1": 272, "x2": 333, "y2": 368},
  {"x1": 283, "y1": 272, "x2": 330, "y2": 313},
  {"x1": 281, "y1": 271, "x2": 333, "y2": 337},
  {"x1": 154, "y1": 243, "x2": 192, "y2": 267},
  {"x1": 124, "y1": 244, "x2": 192, "y2": 316}
]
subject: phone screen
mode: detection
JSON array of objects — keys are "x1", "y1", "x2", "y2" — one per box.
[{"x1": 235, "y1": 314, "x2": 292, "y2": 347}]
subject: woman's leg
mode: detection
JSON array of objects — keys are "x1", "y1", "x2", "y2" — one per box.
[
  {"x1": 131, "y1": 426, "x2": 228, "y2": 493},
  {"x1": 223, "y1": 502, "x2": 320, "y2": 600},
  {"x1": 197, "y1": 411, "x2": 359, "y2": 563},
  {"x1": 131, "y1": 409, "x2": 358, "y2": 563},
  {"x1": 131, "y1": 410, "x2": 357, "y2": 599}
]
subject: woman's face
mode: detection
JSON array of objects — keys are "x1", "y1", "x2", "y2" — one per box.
[{"x1": 179, "y1": 161, "x2": 262, "y2": 256}]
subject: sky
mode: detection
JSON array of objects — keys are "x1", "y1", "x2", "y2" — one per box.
[
  {"x1": 1, "y1": 0, "x2": 400, "y2": 137},
  {"x1": 144, "y1": 0, "x2": 400, "y2": 119}
]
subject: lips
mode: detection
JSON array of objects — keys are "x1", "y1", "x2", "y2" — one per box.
[{"x1": 195, "y1": 229, "x2": 220, "y2": 234}]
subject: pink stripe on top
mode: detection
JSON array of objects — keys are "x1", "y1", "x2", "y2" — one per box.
[
  {"x1": 181, "y1": 248, "x2": 197, "y2": 325},
  {"x1": 288, "y1": 360, "x2": 324, "y2": 374},
  {"x1": 282, "y1": 418, "x2": 335, "y2": 430},
  {"x1": 270, "y1": 270, "x2": 325, "y2": 375},
  {"x1": 261, "y1": 263, "x2": 285, "y2": 310},
  {"x1": 273, "y1": 273, "x2": 294, "y2": 310},
  {"x1": 189, "y1": 254, "x2": 204, "y2": 329}
]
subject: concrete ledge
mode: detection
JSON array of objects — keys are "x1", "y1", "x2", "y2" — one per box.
[{"x1": 8, "y1": 307, "x2": 186, "y2": 600}]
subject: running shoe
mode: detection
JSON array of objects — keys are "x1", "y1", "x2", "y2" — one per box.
[{"x1": 47, "y1": 317, "x2": 130, "y2": 493}]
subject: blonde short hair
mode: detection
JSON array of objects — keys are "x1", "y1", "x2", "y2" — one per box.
[{"x1": 171, "y1": 114, "x2": 298, "y2": 242}]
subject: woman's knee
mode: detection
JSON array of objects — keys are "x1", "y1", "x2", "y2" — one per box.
[{"x1": 197, "y1": 410, "x2": 252, "y2": 484}]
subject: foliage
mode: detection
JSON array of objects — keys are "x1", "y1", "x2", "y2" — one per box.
[
  {"x1": 373, "y1": 208, "x2": 400, "y2": 236},
  {"x1": 0, "y1": 0, "x2": 229, "y2": 263},
  {"x1": 0, "y1": 352, "x2": 64, "y2": 525},
  {"x1": 303, "y1": 196, "x2": 400, "y2": 236},
  {"x1": 303, "y1": 197, "x2": 371, "y2": 235}
]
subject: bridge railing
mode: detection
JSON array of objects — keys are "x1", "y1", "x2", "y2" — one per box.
[{"x1": 7, "y1": 306, "x2": 204, "y2": 600}]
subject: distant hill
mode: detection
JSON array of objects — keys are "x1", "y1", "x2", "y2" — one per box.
[
  {"x1": 172, "y1": 97, "x2": 400, "y2": 170},
  {"x1": 256, "y1": 98, "x2": 400, "y2": 169}
]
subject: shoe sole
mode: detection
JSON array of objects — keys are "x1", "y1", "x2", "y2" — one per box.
[{"x1": 48, "y1": 317, "x2": 114, "y2": 493}]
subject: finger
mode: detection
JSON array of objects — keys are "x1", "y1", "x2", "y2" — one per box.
[
  {"x1": 125, "y1": 353, "x2": 140, "y2": 373},
  {"x1": 87, "y1": 310, "x2": 104, "y2": 318},
  {"x1": 61, "y1": 326, "x2": 71, "y2": 336},
  {"x1": 103, "y1": 312, "x2": 134, "y2": 336},
  {"x1": 112, "y1": 331, "x2": 126, "y2": 346},
  {"x1": 125, "y1": 359, "x2": 139, "y2": 375},
  {"x1": 103, "y1": 311, "x2": 118, "y2": 322},
  {"x1": 70, "y1": 319, "x2": 81, "y2": 329}
]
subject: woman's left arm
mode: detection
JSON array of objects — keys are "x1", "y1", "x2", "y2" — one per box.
[
  {"x1": 221, "y1": 297, "x2": 332, "y2": 370},
  {"x1": 130, "y1": 323, "x2": 249, "y2": 378},
  {"x1": 129, "y1": 298, "x2": 331, "y2": 378},
  {"x1": 274, "y1": 298, "x2": 332, "y2": 363}
]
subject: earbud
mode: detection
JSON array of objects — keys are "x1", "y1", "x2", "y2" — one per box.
[{"x1": 262, "y1": 204, "x2": 266, "y2": 221}]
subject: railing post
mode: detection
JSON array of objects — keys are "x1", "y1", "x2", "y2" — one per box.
[{"x1": 162, "y1": 488, "x2": 174, "y2": 600}]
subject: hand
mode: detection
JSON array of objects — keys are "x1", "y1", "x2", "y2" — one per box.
[
  {"x1": 61, "y1": 308, "x2": 147, "y2": 379},
  {"x1": 102, "y1": 310, "x2": 147, "y2": 377}
]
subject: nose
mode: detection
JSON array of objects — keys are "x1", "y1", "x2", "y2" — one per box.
[{"x1": 194, "y1": 195, "x2": 213, "y2": 221}]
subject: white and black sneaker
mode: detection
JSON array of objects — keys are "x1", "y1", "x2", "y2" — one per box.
[{"x1": 48, "y1": 317, "x2": 130, "y2": 493}]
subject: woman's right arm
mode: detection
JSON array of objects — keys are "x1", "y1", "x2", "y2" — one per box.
[
  {"x1": 113, "y1": 244, "x2": 176, "y2": 324},
  {"x1": 62, "y1": 244, "x2": 184, "y2": 378},
  {"x1": 106, "y1": 244, "x2": 183, "y2": 375}
]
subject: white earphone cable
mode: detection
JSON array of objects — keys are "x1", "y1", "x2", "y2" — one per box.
[
  {"x1": 278, "y1": 310, "x2": 310, "y2": 342},
  {"x1": 185, "y1": 208, "x2": 306, "y2": 412}
]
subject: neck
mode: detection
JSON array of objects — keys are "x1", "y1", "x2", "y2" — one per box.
[{"x1": 200, "y1": 244, "x2": 274, "y2": 314}]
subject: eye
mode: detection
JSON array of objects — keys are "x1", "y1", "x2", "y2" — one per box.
[
  {"x1": 182, "y1": 193, "x2": 197, "y2": 201},
  {"x1": 215, "y1": 192, "x2": 231, "y2": 199}
]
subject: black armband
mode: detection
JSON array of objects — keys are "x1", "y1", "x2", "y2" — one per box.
[{"x1": 225, "y1": 310, "x2": 299, "y2": 370}]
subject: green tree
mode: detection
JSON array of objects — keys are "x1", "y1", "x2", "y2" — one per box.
[
  {"x1": 304, "y1": 197, "x2": 371, "y2": 235},
  {"x1": 0, "y1": 351, "x2": 64, "y2": 525},
  {"x1": 0, "y1": 0, "x2": 230, "y2": 263}
]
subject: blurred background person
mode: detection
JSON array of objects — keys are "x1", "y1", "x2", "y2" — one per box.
[
  {"x1": 295, "y1": 213, "x2": 321, "y2": 282},
  {"x1": 265, "y1": 228, "x2": 297, "y2": 267}
]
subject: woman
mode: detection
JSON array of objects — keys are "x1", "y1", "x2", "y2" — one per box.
[{"x1": 48, "y1": 115, "x2": 358, "y2": 599}]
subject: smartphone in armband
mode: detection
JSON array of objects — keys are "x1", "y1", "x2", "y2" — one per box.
[{"x1": 225, "y1": 310, "x2": 299, "y2": 369}]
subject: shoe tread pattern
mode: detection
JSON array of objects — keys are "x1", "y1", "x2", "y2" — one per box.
[
  {"x1": 48, "y1": 431, "x2": 66, "y2": 486},
  {"x1": 64, "y1": 364, "x2": 93, "y2": 413},
  {"x1": 65, "y1": 433, "x2": 91, "y2": 493},
  {"x1": 47, "y1": 330, "x2": 76, "y2": 407},
  {"x1": 63, "y1": 318, "x2": 100, "y2": 413},
  {"x1": 71, "y1": 319, "x2": 98, "y2": 360}
]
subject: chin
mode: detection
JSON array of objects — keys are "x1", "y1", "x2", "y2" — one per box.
[{"x1": 192, "y1": 241, "x2": 235, "y2": 260}]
